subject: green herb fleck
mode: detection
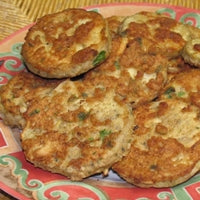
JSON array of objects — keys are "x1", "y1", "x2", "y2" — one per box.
[
  {"x1": 93, "y1": 51, "x2": 106, "y2": 66},
  {"x1": 164, "y1": 87, "x2": 175, "y2": 98},
  {"x1": 88, "y1": 137, "x2": 94, "y2": 142},
  {"x1": 150, "y1": 164, "x2": 158, "y2": 170},
  {"x1": 82, "y1": 92, "x2": 88, "y2": 98},
  {"x1": 155, "y1": 65, "x2": 163, "y2": 73},
  {"x1": 114, "y1": 60, "x2": 121, "y2": 70},
  {"x1": 135, "y1": 37, "x2": 142, "y2": 45},
  {"x1": 29, "y1": 108, "x2": 40, "y2": 116},
  {"x1": 99, "y1": 129, "x2": 112, "y2": 140},
  {"x1": 177, "y1": 91, "x2": 186, "y2": 97},
  {"x1": 78, "y1": 111, "x2": 89, "y2": 121}
]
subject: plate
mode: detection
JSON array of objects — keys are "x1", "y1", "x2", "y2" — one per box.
[{"x1": 1, "y1": 3, "x2": 200, "y2": 200}]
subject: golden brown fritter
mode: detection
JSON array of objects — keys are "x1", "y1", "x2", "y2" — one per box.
[
  {"x1": 119, "y1": 11, "x2": 200, "y2": 60},
  {"x1": 106, "y1": 15, "x2": 125, "y2": 38},
  {"x1": 119, "y1": 11, "x2": 186, "y2": 58},
  {"x1": 161, "y1": 68, "x2": 200, "y2": 107},
  {"x1": 4, "y1": 9, "x2": 200, "y2": 188},
  {"x1": 84, "y1": 35, "x2": 168, "y2": 107},
  {"x1": 0, "y1": 71, "x2": 61, "y2": 128},
  {"x1": 22, "y1": 8, "x2": 111, "y2": 78},
  {"x1": 113, "y1": 98, "x2": 200, "y2": 188},
  {"x1": 21, "y1": 80, "x2": 134, "y2": 181},
  {"x1": 182, "y1": 39, "x2": 200, "y2": 67}
]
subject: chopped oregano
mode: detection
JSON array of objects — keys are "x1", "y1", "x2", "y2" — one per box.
[
  {"x1": 82, "y1": 92, "x2": 88, "y2": 98},
  {"x1": 99, "y1": 129, "x2": 112, "y2": 140},
  {"x1": 114, "y1": 60, "x2": 121, "y2": 70},
  {"x1": 135, "y1": 37, "x2": 142, "y2": 45},
  {"x1": 150, "y1": 164, "x2": 158, "y2": 170},
  {"x1": 29, "y1": 108, "x2": 40, "y2": 116},
  {"x1": 155, "y1": 65, "x2": 163, "y2": 73},
  {"x1": 78, "y1": 111, "x2": 89, "y2": 121},
  {"x1": 164, "y1": 87, "x2": 175, "y2": 98},
  {"x1": 88, "y1": 137, "x2": 94, "y2": 142},
  {"x1": 93, "y1": 51, "x2": 106, "y2": 66},
  {"x1": 177, "y1": 91, "x2": 186, "y2": 97}
]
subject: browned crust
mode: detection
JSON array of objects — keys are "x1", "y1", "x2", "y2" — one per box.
[
  {"x1": 0, "y1": 71, "x2": 61, "y2": 128},
  {"x1": 22, "y1": 8, "x2": 110, "y2": 78},
  {"x1": 113, "y1": 98, "x2": 200, "y2": 188}
]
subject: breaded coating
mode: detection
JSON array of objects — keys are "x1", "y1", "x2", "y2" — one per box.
[
  {"x1": 161, "y1": 69, "x2": 200, "y2": 107},
  {"x1": 3, "y1": 9, "x2": 200, "y2": 188},
  {"x1": 84, "y1": 35, "x2": 168, "y2": 107},
  {"x1": 182, "y1": 39, "x2": 200, "y2": 67},
  {"x1": 119, "y1": 11, "x2": 186, "y2": 58},
  {"x1": 166, "y1": 56, "x2": 191, "y2": 75},
  {"x1": 106, "y1": 16, "x2": 125, "y2": 38},
  {"x1": 113, "y1": 98, "x2": 200, "y2": 188},
  {"x1": 22, "y1": 8, "x2": 111, "y2": 78},
  {"x1": 119, "y1": 11, "x2": 200, "y2": 60},
  {"x1": 21, "y1": 80, "x2": 134, "y2": 181},
  {"x1": 0, "y1": 71, "x2": 61, "y2": 128}
]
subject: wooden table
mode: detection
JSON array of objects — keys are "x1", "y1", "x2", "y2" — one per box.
[{"x1": 0, "y1": 0, "x2": 200, "y2": 199}]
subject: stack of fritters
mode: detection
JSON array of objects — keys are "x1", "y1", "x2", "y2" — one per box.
[
  {"x1": 0, "y1": 71, "x2": 61, "y2": 128},
  {"x1": 21, "y1": 8, "x2": 110, "y2": 78},
  {"x1": 1, "y1": 8, "x2": 200, "y2": 187},
  {"x1": 22, "y1": 80, "x2": 134, "y2": 180}
]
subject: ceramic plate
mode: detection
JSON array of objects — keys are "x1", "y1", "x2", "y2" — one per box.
[{"x1": 1, "y1": 3, "x2": 200, "y2": 200}]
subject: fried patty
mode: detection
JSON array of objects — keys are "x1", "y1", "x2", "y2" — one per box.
[
  {"x1": 182, "y1": 39, "x2": 200, "y2": 67},
  {"x1": 106, "y1": 15, "x2": 125, "y2": 38},
  {"x1": 21, "y1": 79, "x2": 134, "y2": 181},
  {"x1": 119, "y1": 11, "x2": 200, "y2": 60},
  {"x1": 113, "y1": 98, "x2": 200, "y2": 188},
  {"x1": 84, "y1": 35, "x2": 168, "y2": 107},
  {"x1": 0, "y1": 71, "x2": 61, "y2": 128},
  {"x1": 22, "y1": 8, "x2": 110, "y2": 78},
  {"x1": 119, "y1": 11, "x2": 186, "y2": 58},
  {"x1": 4, "y1": 9, "x2": 200, "y2": 188},
  {"x1": 161, "y1": 69, "x2": 200, "y2": 107}
]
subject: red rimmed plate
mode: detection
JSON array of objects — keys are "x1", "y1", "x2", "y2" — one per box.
[{"x1": 1, "y1": 3, "x2": 200, "y2": 200}]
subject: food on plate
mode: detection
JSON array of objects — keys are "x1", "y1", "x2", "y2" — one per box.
[
  {"x1": 21, "y1": 80, "x2": 134, "y2": 181},
  {"x1": 119, "y1": 11, "x2": 186, "y2": 58},
  {"x1": 119, "y1": 11, "x2": 200, "y2": 74},
  {"x1": 84, "y1": 35, "x2": 168, "y2": 107},
  {"x1": 113, "y1": 98, "x2": 200, "y2": 188},
  {"x1": 106, "y1": 15, "x2": 125, "y2": 38},
  {"x1": 182, "y1": 38, "x2": 200, "y2": 67},
  {"x1": 0, "y1": 71, "x2": 61, "y2": 128},
  {"x1": 1, "y1": 8, "x2": 200, "y2": 188},
  {"x1": 119, "y1": 11, "x2": 200, "y2": 59},
  {"x1": 21, "y1": 8, "x2": 110, "y2": 78},
  {"x1": 161, "y1": 69, "x2": 200, "y2": 106}
]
